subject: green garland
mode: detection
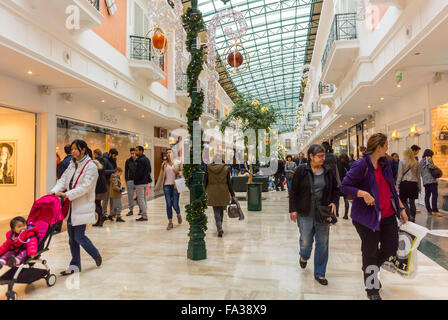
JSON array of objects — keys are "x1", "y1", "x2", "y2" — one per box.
[{"x1": 182, "y1": 7, "x2": 208, "y2": 233}]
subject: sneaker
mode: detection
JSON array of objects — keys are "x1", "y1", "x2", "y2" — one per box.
[
  {"x1": 177, "y1": 214, "x2": 182, "y2": 224},
  {"x1": 136, "y1": 217, "x2": 148, "y2": 221},
  {"x1": 95, "y1": 255, "x2": 102, "y2": 267},
  {"x1": 116, "y1": 217, "x2": 125, "y2": 222},
  {"x1": 126, "y1": 211, "x2": 133, "y2": 216},
  {"x1": 60, "y1": 266, "x2": 80, "y2": 276},
  {"x1": 167, "y1": 223, "x2": 174, "y2": 230},
  {"x1": 218, "y1": 230, "x2": 224, "y2": 237}
]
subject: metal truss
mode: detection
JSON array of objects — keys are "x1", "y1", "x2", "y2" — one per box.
[{"x1": 191, "y1": 0, "x2": 322, "y2": 133}]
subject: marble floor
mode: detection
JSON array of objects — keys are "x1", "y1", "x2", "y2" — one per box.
[{"x1": 1, "y1": 190, "x2": 447, "y2": 300}]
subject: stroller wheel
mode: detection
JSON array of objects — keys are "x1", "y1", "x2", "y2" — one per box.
[
  {"x1": 6, "y1": 291, "x2": 18, "y2": 300},
  {"x1": 46, "y1": 273, "x2": 57, "y2": 287}
]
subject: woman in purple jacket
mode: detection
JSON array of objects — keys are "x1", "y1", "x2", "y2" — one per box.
[{"x1": 340, "y1": 133, "x2": 408, "y2": 300}]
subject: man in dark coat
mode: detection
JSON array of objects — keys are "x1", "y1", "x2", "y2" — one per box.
[
  {"x1": 134, "y1": 146, "x2": 152, "y2": 221},
  {"x1": 57, "y1": 145, "x2": 72, "y2": 180},
  {"x1": 274, "y1": 158, "x2": 285, "y2": 191},
  {"x1": 125, "y1": 148, "x2": 138, "y2": 216}
]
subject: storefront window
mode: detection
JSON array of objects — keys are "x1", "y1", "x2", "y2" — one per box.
[
  {"x1": 333, "y1": 130, "x2": 348, "y2": 156},
  {"x1": 57, "y1": 119, "x2": 139, "y2": 174},
  {"x1": 0, "y1": 106, "x2": 36, "y2": 218},
  {"x1": 431, "y1": 105, "x2": 448, "y2": 179},
  {"x1": 363, "y1": 119, "x2": 376, "y2": 147}
]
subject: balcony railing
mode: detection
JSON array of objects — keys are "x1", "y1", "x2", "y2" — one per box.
[
  {"x1": 319, "y1": 82, "x2": 335, "y2": 96},
  {"x1": 321, "y1": 13, "x2": 357, "y2": 70},
  {"x1": 176, "y1": 74, "x2": 188, "y2": 91},
  {"x1": 87, "y1": 0, "x2": 100, "y2": 10},
  {"x1": 311, "y1": 103, "x2": 322, "y2": 113},
  {"x1": 129, "y1": 35, "x2": 164, "y2": 71}
]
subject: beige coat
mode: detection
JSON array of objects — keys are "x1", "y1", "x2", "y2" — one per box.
[{"x1": 154, "y1": 161, "x2": 182, "y2": 192}]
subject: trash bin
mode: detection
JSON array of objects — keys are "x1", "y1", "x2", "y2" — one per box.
[{"x1": 247, "y1": 182, "x2": 262, "y2": 211}]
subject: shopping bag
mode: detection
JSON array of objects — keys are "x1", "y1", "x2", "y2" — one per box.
[
  {"x1": 175, "y1": 177, "x2": 189, "y2": 193},
  {"x1": 387, "y1": 222, "x2": 429, "y2": 279}
]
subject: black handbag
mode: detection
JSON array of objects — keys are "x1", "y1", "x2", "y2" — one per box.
[
  {"x1": 307, "y1": 172, "x2": 337, "y2": 224},
  {"x1": 430, "y1": 167, "x2": 443, "y2": 179}
]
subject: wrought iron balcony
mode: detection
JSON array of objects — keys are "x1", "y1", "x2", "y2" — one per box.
[
  {"x1": 87, "y1": 0, "x2": 100, "y2": 10},
  {"x1": 321, "y1": 13, "x2": 357, "y2": 70},
  {"x1": 319, "y1": 82, "x2": 335, "y2": 96},
  {"x1": 129, "y1": 35, "x2": 164, "y2": 72}
]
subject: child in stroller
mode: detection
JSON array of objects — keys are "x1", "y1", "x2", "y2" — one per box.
[
  {"x1": 0, "y1": 217, "x2": 40, "y2": 269},
  {"x1": 0, "y1": 195, "x2": 64, "y2": 300}
]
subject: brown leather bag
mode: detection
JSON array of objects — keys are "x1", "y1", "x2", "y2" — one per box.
[{"x1": 228, "y1": 197, "x2": 244, "y2": 219}]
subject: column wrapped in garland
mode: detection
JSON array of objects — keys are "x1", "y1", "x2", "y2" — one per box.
[{"x1": 182, "y1": 4, "x2": 208, "y2": 261}]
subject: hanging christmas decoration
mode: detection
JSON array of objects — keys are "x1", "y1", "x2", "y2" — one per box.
[
  {"x1": 206, "y1": 9, "x2": 249, "y2": 112},
  {"x1": 223, "y1": 42, "x2": 250, "y2": 74}
]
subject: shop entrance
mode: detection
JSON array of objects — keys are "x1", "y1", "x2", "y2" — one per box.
[{"x1": 0, "y1": 106, "x2": 36, "y2": 219}]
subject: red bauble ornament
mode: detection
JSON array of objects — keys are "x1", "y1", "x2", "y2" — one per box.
[
  {"x1": 227, "y1": 51, "x2": 243, "y2": 68},
  {"x1": 152, "y1": 33, "x2": 166, "y2": 50}
]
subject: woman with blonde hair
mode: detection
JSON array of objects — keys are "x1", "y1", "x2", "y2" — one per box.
[{"x1": 396, "y1": 148, "x2": 421, "y2": 222}]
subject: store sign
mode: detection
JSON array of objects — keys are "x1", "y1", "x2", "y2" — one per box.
[{"x1": 101, "y1": 112, "x2": 118, "y2": 125}]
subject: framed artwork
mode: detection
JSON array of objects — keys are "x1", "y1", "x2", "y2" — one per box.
[{"x1": 0, "y1": 140, "x2": 17, "y2": 186}]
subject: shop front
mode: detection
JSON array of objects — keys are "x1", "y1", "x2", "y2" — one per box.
[
  {"x1": 56, "y1": 118, "x2": 140, "y2": 174},
  {"x1": 333, "y1": 130, "x2": 348, "y2": 157},
  {"x1": 430, "y1": 104, "x2": 448, "y2": 210},
  {"x1": 0, "y1": 106, "x2": 36, "y2": 219}
]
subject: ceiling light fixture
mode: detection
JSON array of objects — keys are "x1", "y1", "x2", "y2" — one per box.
[
  {"x1": 101, "y1": 99, "x2": 105, "y2": 103},
  {"x1": 27, "y1": 70, "x2": 33, "y2": 75},
  {"x1": 368, "y1": 105, "x2": 372, "y2": 109},
  {"x1": 397, "y1": 84, "x2": 402, "y2": 88},
  {"x1": 123, "y1": 108, "x2": 127, "y2": 112},
  {"x1": 141, "y1": 115, "x2": 145, "y2": 118},
  {"x1": 380, "y1": 97, "x2": 385, "y2": 101}
]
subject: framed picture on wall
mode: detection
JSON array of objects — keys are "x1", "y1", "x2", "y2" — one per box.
[{"x1": 0, "y1": 140, "x2": 17, "y2": 186}]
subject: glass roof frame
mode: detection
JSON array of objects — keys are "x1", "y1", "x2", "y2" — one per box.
[{"x1": 196, "y1": 0, "x2": 323, "y2": 133}]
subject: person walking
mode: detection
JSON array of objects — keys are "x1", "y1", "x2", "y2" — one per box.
[
  {"x1": 92, "y1": 149, "x2": 108, "y2": 227},
  {"x1": 420, "y1": 149, "x2": 443, "y2": 217},
  {"x1": 125, "y1": 148, "x2": 138, "y2": 217},
  {"x1": 337, "y1": 154, "x2": 351, "y2": 219},
  {"x1": 284, "y1": 155, "x2": 297, "y2": 193},
  {"x1": 274, "y1": 157, "x2": 285, "y2": 191},
  {"x1": 396, "y1": 148, "x2": 421, "y2": 223},
  {"x1": 57, "y1": 144, "x2": 72, "y2": 180},
  {"x1": 154, "y1": 149, "x2": 182, "y2": 230},
  {"x1": 340, "y1": 133, "x2": 408, "y2": 300},
  {"x1": 50, "y1": 139, "x2": 102, "y2": 275},
  {"x1": 204, "y1": 156, "x2": 236, "y2": 237},
  {"x1": 390, "y1": 153, "x2": 400, "y2": 183},
  {"x1": 289, "y1": 144, "x2": 339, "y2": 286},
  {"x1": 134, "y1": 146, "x2": 151, "y2": 222},
  {"x1": 109, "y1": 167, "x2": 125, "y2": 222},
  {"x1": 411, "y1": 145, "x2": 421, "y2": 161},
  {"x1": 295, "y1": 152, "x2": 308, "y2": 166}
]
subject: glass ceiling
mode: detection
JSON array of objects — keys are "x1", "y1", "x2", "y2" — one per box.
[{"x1": 196, "y1": 0, "x2": 322, "y2": 133}]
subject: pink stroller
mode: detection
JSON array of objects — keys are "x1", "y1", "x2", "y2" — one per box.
[{"x1": 0, "y1": 195, "x2": 64, "y2": 300}]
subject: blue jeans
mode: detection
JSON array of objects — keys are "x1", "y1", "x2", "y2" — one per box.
[
  {"x1": 297, "y1": 216, "x2": 330, "y2": 278},
  {"x1": 232, "y1": 168, "x2": 239, "y2": 176},
  {"x1": 67, "y1": 223, "x2": 100, "y2": 271},
  {"x1": 424, "y1": 183, "x2": 438, "y2": 212},
  {"x1": 286, "y1": 178, "x2": 292, "y2": 193},
  {"x1": 163, "y1": 185, "x2": 180, "y2": 219}
]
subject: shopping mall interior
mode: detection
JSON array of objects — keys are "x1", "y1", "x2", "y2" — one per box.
[{"x1": 0, "y1": 0, "x2": 447, "y2": 301}]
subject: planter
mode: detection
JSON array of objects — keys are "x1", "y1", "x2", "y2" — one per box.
[{"x1": 247, "y1": 182, "x2": 262, "y2": 211}]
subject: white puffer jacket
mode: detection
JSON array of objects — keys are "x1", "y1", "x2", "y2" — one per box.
[{"x1": 51, "y1": 155, "x2": 98, "y2": 226}]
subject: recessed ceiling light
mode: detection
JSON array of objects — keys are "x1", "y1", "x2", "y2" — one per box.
[
  {"x1": 141, "y1": 115, "x2": 145, "y2": 118},
  {"x1": 397, "y1": 84, "x2": 402, "y2": 88},
  {"x1": 350, "y1": 117, "x2": 354, "y2": 120},
  {"x1": 345, "y1": 122, "x2": 348, "y2": 125},
  {"x1": 380, "y1": 97, "x2": 385, "y2": 101},
  {"x1": 27, "y1": 70, "x2": 33, "y2": 75},
  {"x1": 123, "y1": 108, "x2": 127, "y2": 112},
  {"x1": 368, "y1": 105, "x2": 372, "y2": 109},
  {"x1": 101, "y1": 99, "x2": 105, "y2": 103}
]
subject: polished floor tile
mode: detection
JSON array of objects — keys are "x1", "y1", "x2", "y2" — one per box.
[{"x1": 0, "y1": 191, "x2": 447, "y2": 300}]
